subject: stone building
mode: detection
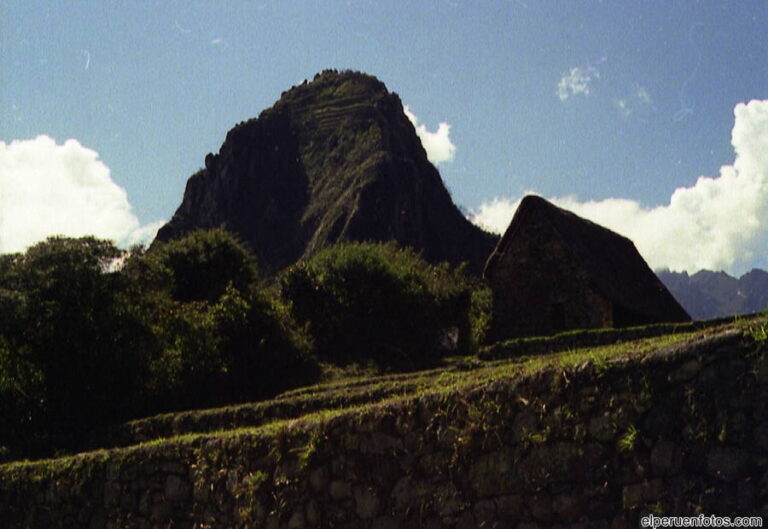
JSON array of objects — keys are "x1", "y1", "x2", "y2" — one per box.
[{"x1": 483, "y1": 195, "x2": 690, "y2": 340}]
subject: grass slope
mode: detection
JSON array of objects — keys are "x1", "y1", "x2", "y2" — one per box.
[{"x1": 2, "y1": 313, "x2": 756, "y2": 474}]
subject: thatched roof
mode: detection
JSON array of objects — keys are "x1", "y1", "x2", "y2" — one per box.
[{"x1": 484, "y1": 195, "x2": 690, "y2": 324}]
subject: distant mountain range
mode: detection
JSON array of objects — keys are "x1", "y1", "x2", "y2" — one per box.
[{"x1": 657, "y1": 268, "x2": 768, "y2": 320}]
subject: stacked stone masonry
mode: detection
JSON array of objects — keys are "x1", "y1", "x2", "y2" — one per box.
[{"x1": 1, "y1": 329, "x2": 767, "y2": 528}]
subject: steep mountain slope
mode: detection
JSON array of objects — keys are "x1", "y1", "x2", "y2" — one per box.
[
  {"x1": 155, "y1": 70, "x2": 498, "y2": 274},
  {"x1": 658, "y1": 268, "x2": 768, "y2": 319}
]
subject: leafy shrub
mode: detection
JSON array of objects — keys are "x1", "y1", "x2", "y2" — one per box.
[
  {"x1": 139, "y1": 283, "x2": 318, "y2": 412},
  {"x1": 0, "y1": 232, "x2": 319, "y2": 460},
  {"x1": 469, "y1": 282, "x2": 493, "y2": 346},
  {"x1": 280, "y1": 242, "x2": 476, "y2": 369},
  {"x1": 137, "y1": 228, "x2": 260, "y2": 303},
  {"x1": 0, "y1": 336, "x2": 46, "y2": 459},
  {"x1": 0, "y1": 237, "x2": 151, "y2": 457},
  {"x1": 127, "y1": 229, "x2": 318, "y2": 413},
  {"x1": 216, "y1": 285, "x2": 318, "y2": 403}
]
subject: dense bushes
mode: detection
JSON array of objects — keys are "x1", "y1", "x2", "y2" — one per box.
[
  {"x1": 0, "y1": 231, "x2": 317, "y2": 460},
  {"x1": 133, "y1": 282, "x2": 317, "y2": 413},
  {"x1": 280, "y1": 242, "x2": 482, "y2": 369},
  {"x1": 137, "y1": 228, "x2": 260, "y2": 303},
  {"x1": 0, "y1": 237, "x2": 152, "y2": 456},
  {"x1": 124, "y1": 229, "x2": 318, "y2": 411},
  {"x1": 0, "y1": 233, "x2": 489, "y2": 461}
]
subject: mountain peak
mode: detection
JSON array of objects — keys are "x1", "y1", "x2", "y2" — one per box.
[
  {"x1": 156, "y1": 71, "x2": 497, "y2": 274},
  {"x1": 280, "y1": 70, "x2": 390, "y2": 104}
]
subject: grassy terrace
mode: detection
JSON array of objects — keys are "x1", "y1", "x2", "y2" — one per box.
[{"x1": 2, "y1": 314, "x2": 759, "y2": 472}]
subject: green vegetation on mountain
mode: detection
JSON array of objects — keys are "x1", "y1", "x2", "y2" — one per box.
[
  {"x1": 2, "y1": 70, "x2": 766, "y2": 524},
  {"x1": 0, "y1": 231, "x2": 761, "y2": 525}
]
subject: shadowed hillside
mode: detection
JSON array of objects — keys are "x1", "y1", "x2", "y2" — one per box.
[
  {"x1": 156, "y1": 70, "x2": 498, "y2": 275},
  {"x1": 3, "y1": 316, "x2": 767, "y2": 526}
]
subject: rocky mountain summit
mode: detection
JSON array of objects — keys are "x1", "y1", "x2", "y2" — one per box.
[
  {"x1": 658, "y1": 268, "x2": 768, "y2": 319},
  {"x1": 156, "y1": 70, "x2": 497, "y2": 274}
]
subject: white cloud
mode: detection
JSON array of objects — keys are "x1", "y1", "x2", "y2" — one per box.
[
  {"x1": 557, "y1": 66, "x2": 598, "y2": 101},
  {"x1": 471, "y1": 99, "x2": 768, "y2": 275},
  {"x1": 403, "y1": 105, "x2": 456, "y2": 165},
  {"x1": 471, "y1": 196, "x2": 524, "y2": 233},
  {"x1": 0, "y1": 135, "x2": 163, "y2": 254}
]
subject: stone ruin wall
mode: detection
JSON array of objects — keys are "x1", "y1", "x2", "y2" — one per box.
[
  {"x1": 487, "y1": 219, "x2": 612, "y2": 340},
  {"x1": 1, "y1": 330, "x2": 767, "y2": 528}
]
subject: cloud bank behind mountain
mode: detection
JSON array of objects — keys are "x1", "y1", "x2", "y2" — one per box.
[{"x1": 472, "y1": 99, "x2": 768, "y2": 275}]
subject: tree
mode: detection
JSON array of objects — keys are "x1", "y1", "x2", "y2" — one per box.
[
  {"x1": 0, "y1": 237, "x2": 150, "y2": 456},
  {"x1": 280, "y1": 242, "x2": 475, "y2": 369},
  {"x1": 139, "y1": 228, "x2": 260, "y2": 303},
  {"x1": 0, "y1": 231, "x2": 320, "y2": 460},
  {"x1": 125, "y1": 229, "x2": 318, "y2": 412}
]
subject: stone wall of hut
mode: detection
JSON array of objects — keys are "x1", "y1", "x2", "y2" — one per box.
[{"x1": 486, "y1": 219, "x2": 613, "y2": 340}]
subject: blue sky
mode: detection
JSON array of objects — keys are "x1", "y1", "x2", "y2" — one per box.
[{"x1": 2, "y1": 1, "x2": 768, "y2": 274}]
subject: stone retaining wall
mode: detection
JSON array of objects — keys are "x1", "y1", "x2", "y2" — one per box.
[
  {"x1": 1, "y1": 330, "x2": 766, "y2": 528},
  {"x1": 478, "y1": 316, "x2": 736, "y2": 360}
]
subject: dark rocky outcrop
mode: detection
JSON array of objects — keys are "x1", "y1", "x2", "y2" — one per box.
[
  {"x1": 484, "y1": 195, "x2": 690, "y2": 340},
  {"x1": 155, "y1": 70, "x2": 498, "y2": 275},
  {"x1": 658, "y1": 268, "x2": 768, "y2": 320}
]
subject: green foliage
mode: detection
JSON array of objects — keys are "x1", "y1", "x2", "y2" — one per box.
[
  {"x1": 0, "y1": 336, "x2": 45, "y2": 458},
  {"x1": 469, "y1": 283, "x2": 492, "y2": 346},
  {"x1": 280, "y1": 242, "x2": 476, "y2": 369},
  {"x1": 747, "y1": 321, "x2": 768, "y2": 343},
  {"x1": 298, "y1": 430, "x2": 326, "y2": 468},
  {"x1": 0, "y1": 237, "x2": 151, "y2": 457},
  {"x1": 125, "y1": 230, "x2": 318, "y2": 413},
  {"x1": 136, "y1": 228, "x2": 260, "y2": 303},
  {"x1": 617, "y1": 424, "x2": 639, "y2": 453},
  {"x1": 219, "y1": 287, "x2": 318, "y2": 402},
  {"x1": 0, "y1": 231, "x2": 319, "y2": 461}
]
